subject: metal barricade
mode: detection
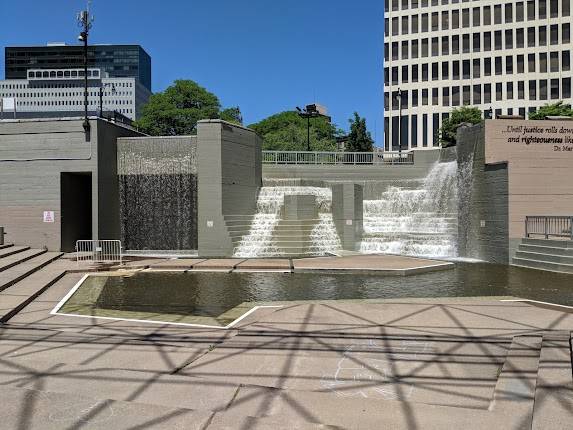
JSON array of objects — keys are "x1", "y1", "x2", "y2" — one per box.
[{"x1": 76, "y1": 240, "x2": 123, "y2": 265}]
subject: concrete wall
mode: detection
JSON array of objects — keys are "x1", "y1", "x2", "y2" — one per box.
[
  {"x1": 0, "y1": 118, "x2": 142, "y2": 251},
  {"x1": 263, "y1": 149, "x2": 440, "y2": 199},
  {"x1": 197, "y1": 120, "x2": 262, "y2": 257},
  {"x1": 457, "y1": 124, "x2": 509, "y2": 263},
  {"x1": 332, "y1": 183, "x2": 364, "y2": 251}
]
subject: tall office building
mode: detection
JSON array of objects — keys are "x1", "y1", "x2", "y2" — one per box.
[
  {"x1": 5, "y1": 44, "x2": 151, "y2": 91},
  {"x1": 384, "y1": 0, "x2": 573, "y2": 151}
]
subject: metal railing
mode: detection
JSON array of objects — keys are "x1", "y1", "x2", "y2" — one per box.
[
  {"x1": 262, "y1": 151, "x2": 414, "y2": 165},
  {"x1": 76, "y1": 240, "x2": 123, "y2": 265},
  {"x1": 525, "y1": 216, "x2": 573, "y2": 240}
]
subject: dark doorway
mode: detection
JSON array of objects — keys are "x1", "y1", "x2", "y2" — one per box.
[{"x1": 61, "y1": 173, "x2": 92, "y2": 252}]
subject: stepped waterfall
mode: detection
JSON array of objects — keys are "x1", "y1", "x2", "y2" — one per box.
[{"x1": 360, "y1": 161, "x2": 459, "y2": 258}]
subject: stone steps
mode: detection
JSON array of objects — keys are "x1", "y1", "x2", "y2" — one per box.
[
  {"x1": 0, "y1": 245, "x2": 30, "y2": 258},
  {"x1": 0, "y1": 248, "x2": 47, "y2": 273},
  {"x1": 518, "y1": 244, "x2": 573, "y2": 256},
  {"x1": 0, "y1": 259, "x2": 67, "y2": 323},
  {"x1": 522, "y1": 238, "x2": 573, "y2": 248},
  {"x1": 512, "y1": 257, "x2": 573, "y2": 274},
  {"x1": 512, "y1": 239, "x2": 573, "y2": 274},
  {"x1": 0, "y1": 252, "x2": 63, "y2": 293},
  {"x1": 0, "y1": 243, "x2": 14, "y2": 250},
  {"x1": 515, "y1": 250, "x2": 573, "y2": 265}
]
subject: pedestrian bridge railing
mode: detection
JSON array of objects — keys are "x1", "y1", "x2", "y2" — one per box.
[
  {"x1": 262, "y1": 151, "x2": 414, "y2": 165},
  {"x1": 525, "y1": 216, "x2": 573, "y2": 240},
  {"x1": 76, "y1": 240, "x2": 123, "y2": 265}
]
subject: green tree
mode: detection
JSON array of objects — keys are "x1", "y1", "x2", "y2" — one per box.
[
  {"x1": 220, "y1": 106, "x2": 243, "y2": 125},
  {"x1": 249, "y1": 111, "x2": 340, "y2": 151},
  {"x1": 439, "y1": 106, "x2": 483, "y2": 148},
  {"x1": 134, "y1": 80, "x2": 242, "y2": 135},
  {"x1": 528, "y1": 101, "x2": 573, "y2": 120},
  {"x1": 346, "y1": 112, "x2": 374, "y2": 152}
]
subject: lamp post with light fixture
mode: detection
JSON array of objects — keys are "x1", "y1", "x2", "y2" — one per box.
[{"x1": 77, "y1": 5, "x2": 93, "y2": 134}]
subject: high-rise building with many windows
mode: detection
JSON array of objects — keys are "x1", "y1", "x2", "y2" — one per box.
[{"x1": 384, "y1": 0, "x2": 573, "y2": 151}]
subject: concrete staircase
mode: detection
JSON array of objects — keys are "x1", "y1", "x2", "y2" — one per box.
[
  {"x1": 512, "y1": 238, "x2": 573, "y2": 274},
  {"x1": 223, "y1": 214, "x2": 254, "y2": 248},
  {"x1": 0, "y1": 244, "x2": 64, "y2": 323},
  {"x1": 271, "y1": 219, "x2": 319, "y2": 256}
]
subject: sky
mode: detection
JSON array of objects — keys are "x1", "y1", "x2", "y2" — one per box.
[{"x1": 0, "y1": 0, "x2": 384, "y2": 145}]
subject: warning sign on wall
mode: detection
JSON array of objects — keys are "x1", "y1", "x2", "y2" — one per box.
[{"x1": 43, "y1": 211, "x2": 55, "y2": 223}]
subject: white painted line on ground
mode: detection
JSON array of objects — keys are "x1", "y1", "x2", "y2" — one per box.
[
  {"x1": 500, "y1": 298, "x2": 573, "y2": 310},
  {"x1": 50, "y1": 274, "x2": 283, "y2": 329}
]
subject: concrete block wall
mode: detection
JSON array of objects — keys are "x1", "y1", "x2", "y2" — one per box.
[
  {"x1": 197, "y1": 120, "x2": 262, "y2": 257},
  {"x1": 0, "y1": 118, "x2": 142, "y2": 251},
  {"x1": 332, "y1": 183, "x2": 364, "y2": 251},
  {"x1": 283, "y1": 195, "x2": 317, "y2": 220}
]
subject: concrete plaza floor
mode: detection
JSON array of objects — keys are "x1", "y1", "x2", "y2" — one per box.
[{"x1": 0, "y1": 265, "x2": 572, "y2": 429}]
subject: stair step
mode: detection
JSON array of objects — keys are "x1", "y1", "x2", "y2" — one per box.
[
  {"x1": 0, "y1": 244, "x2": 14, "y2": 250},
  {"x1": 0, "y1": 259, "x2": 67, "y2": 322},
  {"x1": 515, "y1": 250, "x2": 573, "y2": 265},
  {"x1": 0, "y1": 252, "x2": 63, "y2": 292},
  {"x1": 0, "y1": 245, "x2": 30, "y2": 259},
  {"x1": 0, "y1": 248, "x2": 47, "y2": 273},
  {"x1": 522, "y1": 238, "x2": 573, "y2": 248},
  {"x1": 518, "y1": 244, "x2": 573, "y2": 256},
  {"x1": 511, "y1": 257, "x2": 573, "y2": 274}
]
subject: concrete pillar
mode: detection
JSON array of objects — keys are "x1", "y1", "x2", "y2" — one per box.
[
  {"x1": 332, "y1": 183, "x2": 363, "y2": 251},
  {"x1": 283, "y1": 195, "x2": 317, "y2": 220}
]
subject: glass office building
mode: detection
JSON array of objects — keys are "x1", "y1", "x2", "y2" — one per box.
[
  {"x1": 384, "y1": 0, "x2": 573, "y2": 150},
  {"x1": 5, "y1": 44, "x2": 151, "y2": 91}
]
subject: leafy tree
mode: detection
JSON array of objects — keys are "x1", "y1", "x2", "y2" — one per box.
[
  {"x1": 528, "y1": 101, "x2": 573, "y2": 120},
  {"x1": 439, "y1": 106, "x2": 483, "y2": 148},
  {"x1": 346, "y1": 112, "x2": 374, "y2": 152},
  {"x1": 220, "y1": 106, "x2": 243, "y2": 125},
  {"x1": 134, "y1": 80, "x2": 242, "y2": 135},
  {"x1": 249, "y1": 111, "x2": 340, "y2": 151}
]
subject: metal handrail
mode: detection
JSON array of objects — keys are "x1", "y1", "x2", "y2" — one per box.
[
  {"x1": 76, "y1": 240, "x2": 123, "y2": 265},
  {"x1": 262, "y1": 151, "x2": 414, "y2": 165},
  {"x1": 525, "y1": 216, "x2": 573, "y2": 240}
]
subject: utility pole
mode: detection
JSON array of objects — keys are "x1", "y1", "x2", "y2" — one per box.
[{"x1": 78, "y1": 3, "x2": 93, "y2": 135}]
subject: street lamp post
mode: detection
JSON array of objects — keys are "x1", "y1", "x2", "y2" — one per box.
[
  {"x1": 77, "y1": 5, "x2": 93, "y2": 135},
  {"x1": 99, "y1": 83, "x2": 116, "y2": 118},
  {"x1": 296, "y1": 104, "x2": 331, "y2": 152}
]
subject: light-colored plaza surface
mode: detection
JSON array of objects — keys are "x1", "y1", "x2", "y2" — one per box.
[{"x1": 0, "y1": 249, "x2": 571, "y2": 429}]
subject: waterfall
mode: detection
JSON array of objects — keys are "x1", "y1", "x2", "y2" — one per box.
[
  {"x1": 234, "y1": 186, "x2": 340, "y2": 257},
  {"x1": 360, "y1": 161, "x2": 458, "y2": 258}
]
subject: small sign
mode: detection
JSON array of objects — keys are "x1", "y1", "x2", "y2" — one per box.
[
  {"x1": 480, "y1": 220, "x2": 486, "y2": 228},
  {"x1": 207, "y1": 221, "x2": 214, "y2": 228},
  {"x1": 346, "y1": 220, "x2": 353, "y2": 226},
  {"x1": 43, "y1": 211, "x2": 55, "y2": 223}
]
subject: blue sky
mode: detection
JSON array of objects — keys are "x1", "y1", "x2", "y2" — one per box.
[{"x1": 0, "y1": 0, "x2": 384, "y2": 145}]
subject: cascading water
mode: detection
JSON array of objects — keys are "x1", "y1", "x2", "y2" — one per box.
[
  {"x1": 360, "y1": 161, "x2": 459, "y2": 258},
  {"x1": 234, "y1": 185, "x2": 341, "y2": 257}
]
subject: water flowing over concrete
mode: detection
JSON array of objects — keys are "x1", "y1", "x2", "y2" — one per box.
[
  {"x1": 234, "y1": 184, "x2": 341, "y2": 258},
  {"x1": 118, "y1": 138, "x2": 197, "y2": 251},
  {"x1": 360, "y1": 161, "x2": 459, "y2": 258}
]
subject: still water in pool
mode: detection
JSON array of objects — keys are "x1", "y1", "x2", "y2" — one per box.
[{"x1": 68, "y1": 263, "x2": 573, "y2": 321}]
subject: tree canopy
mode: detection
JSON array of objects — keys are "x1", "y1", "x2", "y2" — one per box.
[
  {"x1": 439, "y1": 106, "x2": 483, "y2": 148},
  {"x1": 346, "y1": 112, "x2": 374, "y2": 152},
  {"x1": 248, "y1": 111, "x2": 340, "y2": 151},
  {"x1": 134, "y1": 80, "x2": 242, "y2": 136},
  {"x1": 528, "y1": 101, "x2": 573, "y2": 120}
]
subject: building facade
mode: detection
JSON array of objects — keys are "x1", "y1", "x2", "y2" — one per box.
[
  {"x1": 384, "y1": 0, "x2": 573, "y2": 151},
  {"x1": 0, "y1": 67, "x2": 151, "y2": 121},
  {"x1": 5, "y1": 44, "x2": 151, "y2": 91}
]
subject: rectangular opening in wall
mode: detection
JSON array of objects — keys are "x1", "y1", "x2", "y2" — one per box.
[{"x1": 60, "y1": 172, "x2": 92, "y2": 253}]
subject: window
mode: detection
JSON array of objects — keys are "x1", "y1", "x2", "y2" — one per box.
[
  {"x1": 494, "y1": 5, "x2": 502, "y2": 24},
  {"x1": 402, "y1": 16, "x2": 409, "y2": 34},
  {"x1": 412, "y1": 89, "x2": 419, "y2": 106},
  {"x1": 551, "y1": 78, "x2": 559, "y2": 99},
  {"x1": 443, "y1": 87, "x2": 450, "y2": 106},
  {"x1": 432, "y1": 12, "x2": 439, "y2": 31},
  {"x1": 505, "y1": 3, "x2": 513, "y2": 23},
  {"x1": 516, "y1": 2, "x2": 524, "y2": 21},
  {"x1": 402, "y1": 65, "x2": 409, "y2": 83},
  {"x1": 432, "y1": 113, "x2": 439, "y2": 146},
  {"x1": 411, "y1": 115, "x2": 418, "y2": 148},
  {"x1": 422, "y1": 13, "x2": 429, "y2": 32},
  {"x1": 539, "y1": 0, "x2": 547, "y2": 19},
  {"x1": 463, "y1": 85, "x2": 471, "y2": 105},
  {"x1": 550, "y1": 52, "x2": 559, "y2": 72},
  {"x1": 495, "y1": 31, "x2": 502, "y2": 50},
  {"x1": 563, "y1": 77, "x2": 571, "y2": 98},
  {"x1": 452, "y1": 35, "x2": 460, "y2": 54},
  {"x1": 402, "y1": 41, "x2": 409, "y2": 59},
  {"x1": 423, "y1": 114, "x2": 428, "y2": 147},
  {"x1": 484, "y1": 58, "x2": 492, "y2": 76},
  {"x1": 507, "y1": 82, "x2": 514, "y2": 99},
  {"x1": 422, "y1": 88, "x2": 429, "y2": 105},
  {"x1": 529, "y1": 80, "x2": 536, "y2": 100},
  {"x1": 463, "y1": 60, "x2": 470, "y2": 79},
  {"x1": 422, "y1": 64, "x2": 429, "y2": 81},
  {"x1": 550, "y1": 24, "x2": 558, "y2": 45},
  {"x1": 495, "y1": 57, "x2": 502, "y2": 75},
  {"x1": 452, "y1": 10, "x2": 459, "y2": 28},
  {"x1": 452, "y1": 86, "x2": 460, "y2": 106},
  {"x1": 463, "y1": 34, "x2": 470, "y2": 53},
  {"x1": 539, "y1": 26, "x2": 547, "y2": 46},
  {"x1": 564, "y1": 24, "x2": 571, "y2": 44},
  {"x1": 540, "y1": 79, "x2": 548, "y2": 100},
  {"x1": 473, "y1": 33, "x2": 481, "y2": 52},
  {"x1": 432, "y1": 62, "x2": 439, "y2": 80},
  {"x1": 540, "y1": 53, "x2": 548, "y2": 72},
  {"x1": 462, "y1": 8, "x2": 470, "y2": 27},
  {"x1": 392, "y1": 0, "x2": 399, "y2": 11},
  {"x1": 496, "y1": 83, "x2": 503, "y2": 101},
  {"x1": 473, "y1": 59, "x2": 480, "y2": 78},
  {"x1": 472, "y1": 7, "x2": 480, "y2": 26},
  {"x1": 384, "y1": 68, "x2": 390, "y2": 86},
  {"x1": 453, "y1": 61, "x2": 460, "y2": 80},
  {"x1": 550, "y1": 0, "x2": 558, "y2": 17},
  {"x1": 505, "y1": 30, "x2": 513, "y2": 49},
  {"x1": 483, "y1": 6, "x2": 491, "y2": 25},
  {"x1": 432, "y1": 88, "x2": 439, "y2": 105},
  {"x1": 506, "y1": 56, "x2": 513, "y2": 74},
  {"x1": 473, "y1": 85, "x2": 481, "y2": 105},
  {"x1": 484, "y1": 84, "x2": 492, "y2": 103},
  {"x1": 432, "y1": 37, "x2": 439, "y2": 56},
  {"x1": 516, "y1": 28, "x2": 524, "y2": 48},
  {"x1": 518, "y1": 81, "x2": 525, "y2": 99},
  {"x1": 517, "y1": 55, "x2": 525, "y2": 73},
  {"x1": 422, "y1": 38, "x2": 429, "y2": 57},
  {"x1": 392, "y1": 67, "x2": 399, "y2": 85},
  {"x1": 402, "y1": 0, "x2": 409, "y2": 10},
  {"x1": 527, "y1": 1, "x2": 535, "y2": 20},
  {"x1": 528, "y1": 27, "x2": 535, "y2": 47},
  {"x1": 442, "y1": 61, "x2": 449, "y2": 79},
  {"x1": 565, "y1": 0, "x2": 571, "y2": 17},
  {"x1": 484, "y1": 32, "x2": 491, "y2": 51},
  {"x1": 442, "y1": 36, "x2": 449, "y2": 55},
  {"x1": 392, "y1": 42, "x2": 399, "y2": 60},
  {"x1": 413, "y1": 64, "x2": 419, "y2": 81},
  {"x1": 412, "y1": 15, "x2": 419, "y2": 33},
  {"x1": 412, "y1": 40, "x2": 419, "y2": 58},
  {"x1": 563, "y1": 51, "x2": 570, "y2": 71},
  {"x1": 442, "y1": 11, "x2": 449, "y2": 30},
  {"x1": 528, "y1": 54, "x2": 536, "y2": 72}
]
